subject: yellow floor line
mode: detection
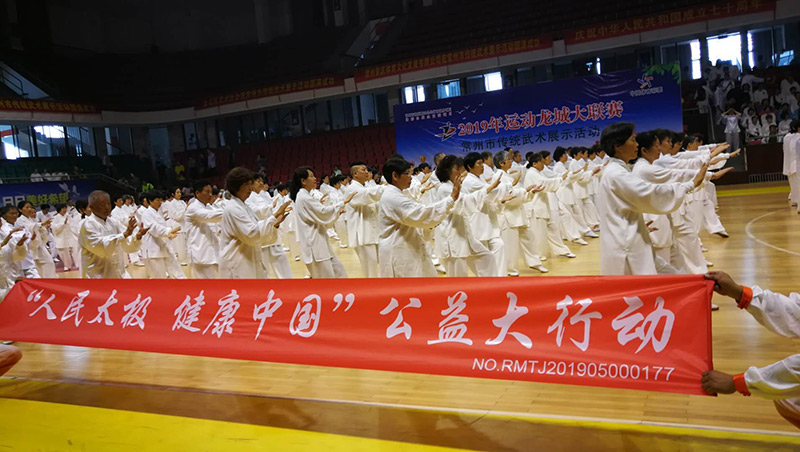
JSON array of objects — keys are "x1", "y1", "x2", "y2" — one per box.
[
  {"x1": 0, "y1": 398, "x2": 465, "y2": 452},
  {"x1": 717, "y1": 185, "x2": 790, "y2": 197}
]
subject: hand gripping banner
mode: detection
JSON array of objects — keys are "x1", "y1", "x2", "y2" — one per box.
[{"x1": 0, "y1": 275, "x2": 714, "y2": 395}]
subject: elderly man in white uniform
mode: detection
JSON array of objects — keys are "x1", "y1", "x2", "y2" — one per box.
[
  {"x1": 185, "y1": 181, "x2": 223, "y2": 279},
  {"x1": 379, "y1": 158, "x2": 457, "y2": 278},
  {"x1": 344, "y1": 162, "x2": 384, "y2": 277},
  {"x1": 79, "y1": 190, "x2": 147, "y2": 278}
]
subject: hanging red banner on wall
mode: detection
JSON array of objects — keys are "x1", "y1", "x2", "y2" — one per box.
[{"x1": 0, "y1": 276, "x2": 714, "y2": 395}]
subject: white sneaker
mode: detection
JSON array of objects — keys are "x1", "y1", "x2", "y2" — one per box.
[
  {"x1": 283, "y1": 247, "x2": 290, "y2": 252},
  {"x1": 531, "y1": 265, "x2": 549, "y2": 273},
  {"x1": 435, "y1": 264, "x2": 447, "y2": 274},
  {"x1": 134, "y1": 261, "x2": 145, "y2": 267},
  {"x1": 561, "y1": 252, "x2": 577, "y2": 258},
  {"x1": 701, "y1": 247, "x2": 709, "y2": 253},
  {"x1": 573, "y1": 238, "x2": 589, "y2": 245},
  {"x1": 304, "y1": 274, "x2": 311, "y2": 279},
  {"x1": 339, "y1": 243, "x2": 348, "y2": 249},
  {"x1": 584, "y1": 231, "x2": 599, "y2": 238},
  {"x1": 711, "y1": 304, "x2": 720, "y2": 311},
  {"x1": 715, "y1": 231, "x2": 729, "y2": 238},
  {"x1": 592, "y1": 225, "x2": 600, "y2": 232},
  {"x1": 508, "y1": 270, "x2": 519, "y2": 277},
  {"x1": 706, "y1": 260, "x2": 714, "y2": 267},
  {"x1": 294, "y1": 256, "x2": 301, "y2": 262},
  {"x1": 538, "y1": 256, "x2": 547, "y2": 262},
  {"x1": 180, "y1": 262, "x2": 188, "y2": 266}
]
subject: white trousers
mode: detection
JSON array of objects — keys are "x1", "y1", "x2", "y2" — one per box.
[
  {"x1": 789, "y1": 173, "x2": 800, "y2": 208},
  {"x1": 334, "y1": 218, "x2": 348, "y2": 247},
  {"x1": 479, "y1": 237, "x2": 505, "y2": 277},
  {"x1": 22, "y1": 266, "x2": 40, "y2": 279},
  {"x1": 579, "y1": 197, "x2": 599, "y2": 227},
  {"x1": 565, "y1": 203, "x2": 590, "y2": 234},
  {"x1": 57, "y1": 247, "x2": 74, "y2": 270},
  {"x1": 701, "y1": 195, "x2": 727, "y2": 234},
  {"x1": 262, "y1": 245, "x2": 293, "y2": 279},
  {"x1": 554, "y1": 206, "x2": 580, "y2": 241},
  {"x1": 442, "y1": 253, "x2": 496, "y2": 277},
  {"x1": 532, "y1": 217, "x2": 572, "y2": 257},
  {"x1": 517, "y1": 225, "x2": 543, "y2": 267},
  {"x1": 173, "y1": 232, "x2": 188, "y2": 264},
  {"x1": 354, "y1": 244, "x2": 379, "y2": 278},
  {"x1": 146, "y1": 256, "x2": 186, "y2": 279},
  {"x1": 501, "y1": 227, "x2": 521, "y2": 273},
  {"x1": 307, "y1": 256, "x2": 347, "y2": 278},
  {"x1": 191, "y1": 263, "x2": 218, "y2": 279},
  {"x1": 672, "y1": 213, "x2": 707, "y2": 274},
  {"x1": 36, "y1": 260, "x2": 57, "y2": 278}
]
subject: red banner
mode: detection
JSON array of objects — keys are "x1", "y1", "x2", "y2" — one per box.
[
  {"x1": 196, "y1": 76, "x2": 344, "y2": 110},
  {"x1": 566, "y1": 0, "x2": 776, "y2": 45},
  {"x1": 355, "y1": 36, "x2": 553, "y2": 83},
  {"x1": 0, "y1": 276, "x2": 714, "y2": 395},
  {"x1": 0, "y1": 98, "x2": 100, "y2": 114}
]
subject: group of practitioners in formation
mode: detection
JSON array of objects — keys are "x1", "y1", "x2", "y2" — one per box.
[
  {"x1": 4, "y1": 121, "x2": 800, "y2": 427},
  {"x1": 0, "y1": 122, "x2": 745, "y2": 291}
]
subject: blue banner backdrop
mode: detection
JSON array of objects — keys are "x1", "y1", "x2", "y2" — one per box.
[
  {"x1": 0, "y1": 180, "x2": 97, "y2": 208},
  {"x1": 393, "y1": 63, "x2": 683, "y2": 164}
]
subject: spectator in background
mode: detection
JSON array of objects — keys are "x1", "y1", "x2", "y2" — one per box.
[
  {"x1": 781, "y1": 74, "x2": 800, "y2": 98},
  {"x1": 174, "y1": 162, "x2": 186, "y2": 181},
  {"x1": 30, "y1": 169, "x2": 43, "y2": 182},
  {"x1": 720, "y1": 108, "x2": 742, "y2": 151},
  {"x1": 187, "y1": 155, "x2": 197, "y2": 179},
  {"x1": 207, "y1": 150, "x2": 216, "y2": 176},
  {"x1": 753, "y1": 82, "x2": 769, "y2": 105},
  {"x1": 779, "y1": 112, "x2": 793, "y2": 139}
]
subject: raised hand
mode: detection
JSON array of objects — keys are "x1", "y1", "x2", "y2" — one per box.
[
  {"x1": 275, "y1": 201, "x2": 292, "y2": 218},
  {"x1": 135, "y1": 224, "x2": 150, "y2": 240},
  {"x1": 693, "y1": 162, "x2": 709, "y2": 188},
  {"x1": 710, "y1": 167, "x2": 734, "y2": 180},
  {"x1": 344, "y1": 192, "x2": 357, "y2": 204}
]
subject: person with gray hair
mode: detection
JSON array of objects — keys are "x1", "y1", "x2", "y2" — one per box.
[{"x1": 79, "y1": 190, "x2": 149, "y2": 278}]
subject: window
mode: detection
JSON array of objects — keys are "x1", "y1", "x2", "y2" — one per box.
[
  {"x1": 707, "y1": 33, "x2": 743, "y2": 68},
  {"x1": 690, "y1": 40, "x2": 702, "y2": 79},
  {"x1": 403, "y1": 85, "x2": 426, "y2": 104},
  {"x1": 484, "y1": 72, "x2": 503, "y2": 91},
  {"x1": 437, "y1": 80, "x2": 461, "y2": 98}
]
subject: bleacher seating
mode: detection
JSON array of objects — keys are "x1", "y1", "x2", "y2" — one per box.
[
  {"x1": 0, "y1": 156, "x2": 104, "y2": 183},
  {"x1": 187, "y1": 125, "x2": 396, "y2": 187}
]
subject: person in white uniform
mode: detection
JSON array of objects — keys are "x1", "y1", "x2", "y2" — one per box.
[
  {"x1": 702, "y1": 271, "x2": 800, "y2": 428},
  {"x1": 379, "y1": 158, "x2": 457, "y2": 277},
  {"x1": 783, "y1": 120, "x2": 800, "y2": 212},
  {"x1": 139, "y1": 191, "x2": 184, "y2": 279},
  {"x1": 461, "y1": 152, "x2": 508, "y2": 277},
  {"x1": 524, "y1": 153, "x2": 575, "y2": 260},
  {"x1": 434, "y1": 155, "x2": 501, "y2": 277},
  {"x1": 540, "y1": 151, "x2": 587, "y2": 246},
  {"x1": 0, "y1": 206, "x2": 34, "y2": 284},
  {"x1": 16, "y1": 201, "x2": 51, "y2": 278},
  {"x1": 80, "y1": 190, "x2": 147, "y2": 279},
  {"x1": 345, "y1": 162, "x2": 384, "y2": 277},
  {"x1": 219, "y1": 167, "x2": 291, "y2": 279},
  {"x1": 164, "y1": 188, "x2": 189, "y2": 266},
  {"x1": 245, "y1": 177, "x2": 293, "y2": 279},
  {"x1": 51, "y1": 203, "x2": 77, "y2": 271},
  {"x1": 596, "y1": 122, "x2": 706, "y2": 275},
  {"x1": 185, "y1": 181, "x2": 223, "y2": 279},
  {"x1": 291, "y1": 167, "x2": 354, "y2": 278}
]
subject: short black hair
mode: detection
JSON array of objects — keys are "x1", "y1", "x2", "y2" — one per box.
[
  {"x1": 417, "y1": 162, "x2": 431, "y2": 171},
  {"x1": 55, "y1": 203, "x2": 67, "y2": 212},
  {"x1": 0, "y1": 205, "x2": 18, "y2": 217},
  {"x1": 464, "y1": 152, "x2": 483, "y2": 170},
  {"x1": 538, "y1": 151, "x2": 550, "y2": 159},
  {"x1": 382, "y1": 158, "x2": 412, "y2": 184},
  {"x1": 600, "y1": 122, "x2": 635, "y2": 157},
  {"x1": 75, "y1": 199, "x2": 89, "y2": 212},
  {"x1": 553, "y1": 147, "x2": 568, "y2": 162},
  {"x1": 276, "y1": 183, "x2": 288, "y2": 192},
  {"x1": 527, "y1": 153, "x2": 543, "y2": 168},
  {"x1": 16, "y1": 200, "x2": 32, "y2": 209},
  {"x1": 435, "y1": 155, "x2": 463, "y2": 183},
  {"x1": 635, "y1": 130, "x2": 658, "y2": 151},
  {"x1": 225, "y1": 167, "x2": 256, "y2": 194},
  {"x1": 330, "y1": 174, "x2": 347, "y2": 185},
  {"x1": 480, "y1": 151, "x2": 493, "y2": 162},
  {"x1": 791, "y1": 119, "x2": 800, "y2": 133},
  {"x1": 193, "y1": 180, "x2": 212, "y2": 194},
  {"x1": 40, "y1": 203, "x2": 51, "y2": 210},
  {"x1": 147, "y1": 190, "x2": 166, "y2": 202}
]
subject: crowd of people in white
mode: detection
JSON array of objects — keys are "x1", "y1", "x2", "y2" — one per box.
[{"x1": 0, "y1": 122, "x2": 747, "y2": 296}]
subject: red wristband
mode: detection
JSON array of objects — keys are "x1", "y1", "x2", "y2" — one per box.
[
  {"x1": 733, "y1": 373, "x2": 751, "y2": 396},
  {"x1": 737, "y1": 286, "x2": 753, "y2": 310}
]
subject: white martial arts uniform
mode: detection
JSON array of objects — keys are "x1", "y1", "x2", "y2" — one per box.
[
  {"x1": 140, "y1": 206, "x2": 185, "y2": 279},
  {"x1": 185, "y1": 198, "x2": 223, "y2": 279},
  {"x1": 0, "y1": 224, "x2": 27, "y2": 300},
  {"x1": 219, "y1": 196, "x2": 280, "y2": 279},
  {"x1": 51, "y1": 212, "x2": 76, "y2": 270},
  {"x1": 524, "y1": 167, "x2": 573, "y2": 259},
  {"x1": 784, "y1": 132, "x2": 799, "y2": 210},
  {"x1": 294, "y1": 188, "x2": 347, "y2": 279},
  {"x1": 597, "y1": 157, "x2": 693, "y2": 275},
  {"x1": 344, "y1": 180, "x2": 383, "y2": 278},
  {"x1": 737, "y1": 286, "x2": 800, "y2": 426},
  {"x1": 79, "y1": 213, "x2": 141, "y2": 278},
  {"x1": 461, "y1": 172, "x2": 507, "y2": 277},
  {"x1": 164, "y1": 198, "x2": 189, "y2": 264},
  {"x1": 434, "y1": 180, "x2": 495, "y2": 277},
  {"x1": 378, "y1": 184, "x2": 453, "y2": 277},
  {"x1": 246, "y1": 191, "x2": 293, "y2": 279},
  {"x1": 15, "y1": 215, "x2": 44, "y2": 278},
  {"x1": 495, "y1": 169, "x2": 538, "y2": 274}
]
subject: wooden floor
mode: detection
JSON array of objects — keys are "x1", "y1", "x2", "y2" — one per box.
[{"x1": 2, "y1": 182, "x2": 800, "y2": 449}]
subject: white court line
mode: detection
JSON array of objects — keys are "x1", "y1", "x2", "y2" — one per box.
[{"x1": 744, "y1": 209, "x2": 800, "y2": 257}]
